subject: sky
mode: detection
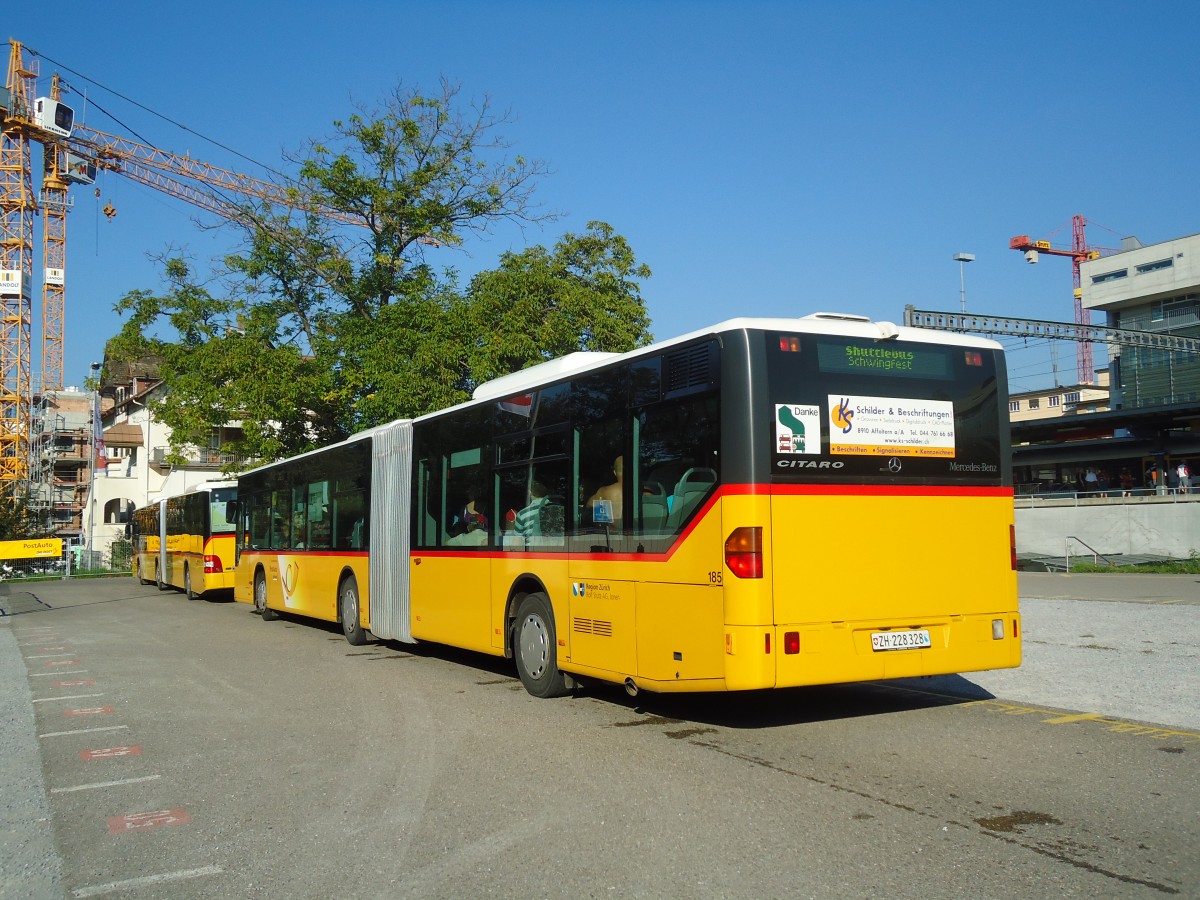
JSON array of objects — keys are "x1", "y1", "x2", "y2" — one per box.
[{"x1": 7, "y1": 1, "x2": 1199, "y2": 394}]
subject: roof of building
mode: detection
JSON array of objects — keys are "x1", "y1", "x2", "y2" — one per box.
[
  {"x1": 102, "y1": 347, "x2": 162, "y2": 385},
  {"x1": 103, "y1": 423, "x2": 144, "y2": 446}
]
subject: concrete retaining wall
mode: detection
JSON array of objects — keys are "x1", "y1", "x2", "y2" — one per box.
[{"x1": 1015, "y1": 496, "x2": 1200, "y2": 559}]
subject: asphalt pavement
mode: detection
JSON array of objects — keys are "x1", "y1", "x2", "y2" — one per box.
[
  {"x1": 1018, "y1": 571, "x2": 1199, "y2": 604},
  {"x1": 1, "y1": 573, "x2": 1196, "y2": 898}
]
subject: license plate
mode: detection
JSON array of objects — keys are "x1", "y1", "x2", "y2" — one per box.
[{"x1": 871, "y1": 629, "x2": 931, "y2": 651}]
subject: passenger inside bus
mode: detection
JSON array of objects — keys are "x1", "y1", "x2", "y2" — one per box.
[
  {"x1": 513, "y1": 482, "x2": 550, "y2": 537},
  {"x1": 587, "y1": 456, "x2": 624, "y2": 526},
  {"x1": 446, "y1": 496, "x2": 489, "y2": 546}
]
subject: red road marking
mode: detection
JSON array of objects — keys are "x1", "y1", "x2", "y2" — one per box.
[
  {"x1": 54, "y1": 680, "x2": 96, "y2": 687},
  {"x1": 65, "y1": 707, "x2": 114, "y2": 717},
  {"x1": 45, "y1": 660, "x2": 81, "y2": 667},
  {"x1": 107, "y1": 809, "x2": 192, "y2": 834},
  {"x1": 81, "y1": 746, "x2": 143, "y2": 761}
]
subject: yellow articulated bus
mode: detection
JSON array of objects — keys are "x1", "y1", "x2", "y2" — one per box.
[
  {"x1": 131, "y1": 482, "x2": 238, "y2": 599},
  {"x1": 233, "y1": 314, "x2": 1020, "y2": 697}
]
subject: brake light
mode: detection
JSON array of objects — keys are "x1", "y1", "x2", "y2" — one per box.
[
  {"x1": 784, "y1": 631, "x2": 800, "y2": 654},
  {"x1": 778, "y1": 335, "x2": 800, "y2": 352},
  {"x1": 724, "y1": 527, "x2": 763, "y2": 579},
  {"x1": 1009, "y1": 525, "x2": 1017, "y2": 570},
  {"x1": 965, "y1": 351, "x2": 984, "y2": 366},
  {"x1": 204, "y1": 555, "x2": 223, "y2": 574}
]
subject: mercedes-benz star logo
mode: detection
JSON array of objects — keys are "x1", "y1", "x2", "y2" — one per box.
[{"x1": 888, "y1": 458, "x2": 902, "y2": 473}]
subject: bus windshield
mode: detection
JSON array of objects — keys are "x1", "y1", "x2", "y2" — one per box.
[
  {"x1": 209, "y1": 487, "x2": 237, "y2": 534},
  {"x1": 766, "y1": 332, "x2": 1004, "y2": 485}
]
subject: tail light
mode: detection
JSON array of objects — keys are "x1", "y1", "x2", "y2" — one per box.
[
  {"x1": 1009, "y1": 525, "x2": 1017, "y2": 570},
  {"x1": 204, "y1": 555, "x2": 223, "y2": 574},
  {"x1": 724, "y1": 527, "x2": 763, "y2": 579}
]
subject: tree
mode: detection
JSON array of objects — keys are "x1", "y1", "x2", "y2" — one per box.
[
  {"x1": 0, "y1": 497, "x2": 43, "y2": 541},
  {"x1": 109, "y1": 84, "x2": 651, "y2": 465},
  {"x1": 460, "y1": 221, "x2": 652, "y2": 386}
]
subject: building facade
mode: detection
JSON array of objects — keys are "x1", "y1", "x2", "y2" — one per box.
[
  {"x1": 1008, "y1": 368, "x2": 1110, "y2": 424},
  {"x1": 83, "y1": 354, "x2": 246, "y2": 559},
  {"x1": 28, "y1": 389, "x2": 97, "y2": 539},
  {"x1": 1009, "y1": 232, "x2": 1200, "y2": 496},
  {"x1": 1082, "y1": 232, "x2": 1200, "y2": 409}
]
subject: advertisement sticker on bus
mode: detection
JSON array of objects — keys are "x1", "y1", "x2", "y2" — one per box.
[
  {"x1": 828, "y1": 394, "x2": 956, "y2": 457},
  {"x1": 774, "y1": 404, "x2": 821, "y2": 454}
]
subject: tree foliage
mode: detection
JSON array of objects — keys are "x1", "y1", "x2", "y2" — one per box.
[
  {"x1": 109, "y1": 83, "x2": 652, "y2": 467},
  {"x1": 0, "y1": 497, "x2": 44, "y2": 541},
  {"x1": 461, "y1": 221, "x2": 652, "y2": 385}
]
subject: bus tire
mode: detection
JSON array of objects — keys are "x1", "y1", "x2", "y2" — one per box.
[
  {"x1": 513, "y1": 592, "x2": 570, "y2": 698},
  {"x1": 184, "y1": 565, "x2": 198, "y2": 601},
  {"x1": 156, "y1": 564, "x2": 170, "y2": 592},
  {"x1": 136, "y1": 561, "x2": 151, "y2": 586},
  {"x1": 340, "y1": 576, "x2": 367, "y2": 646},
  {"x1": 255, "y1": 571, "x2": 278, "y2": 621}
]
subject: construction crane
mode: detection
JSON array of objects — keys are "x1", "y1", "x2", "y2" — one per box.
[
  {"x1": 1, "y1": 39, "x2": 365, "y2": 499},
  {"x1": 1009, "y1": 215, "x2": 1103, "y2": 385}
]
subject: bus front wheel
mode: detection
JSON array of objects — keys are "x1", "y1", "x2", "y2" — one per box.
[
  {"x1": 156, "y1": 564, "x2": 169, "y2": 592},
  {"x1": 513, "y1": 592, "x2": 570, "y2": 698},
  {"x1": 340, "y1": 577, "x2": 367, "y2": 646},
  {"x1": 255, "y1": 571, "x2": 278, "y2": 621}
]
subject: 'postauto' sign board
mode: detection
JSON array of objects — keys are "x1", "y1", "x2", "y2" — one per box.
[{"x1": 0, "y1": 538, "x2": 63, "y2": 560}]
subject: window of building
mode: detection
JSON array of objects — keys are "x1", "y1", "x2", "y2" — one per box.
[
  {"x1": 1028, "y1": 398, "x2": 1040, "y2": 410},
  {"x1": 1151, "y1": 296, "x2": 1197, "y2": 324},
  {"x1": 1136, "y1": 258, "x2": 1174, "y2": 275},
  {"x1": 1048, "y1": 395, "x2": 1060, "y2": 407},
  {"x1": 1091, "y1": 269, "x2": 1128, "y2": 284},
  {"x1": 1064, "y1": 391, "x2": 1081, "y2": 403},
  {"x1": 1008, "y1": 400, "x2": 1020, "y2": 412}
]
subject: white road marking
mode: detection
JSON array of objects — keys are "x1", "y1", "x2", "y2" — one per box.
[
  {"x1": 39, "y1": 725, "x2": 128, "y2": 739},
  {"x1": 51, "y1": 775, "x2": 160, "y2": 794},
  {"x1": 71, "y1": 866, "x2": 224, "y2": 897}
]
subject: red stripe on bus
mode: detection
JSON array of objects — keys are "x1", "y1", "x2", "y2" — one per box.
[
  {"x1": 239, "y1": 550, "x2": 369, "y2": 558},
  {"x1": 763, "y1": 484, "x2": 1013, "y2": 498}
]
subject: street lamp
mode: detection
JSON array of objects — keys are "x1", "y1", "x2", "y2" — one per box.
[{"x1": 953, "y1": 253, "x2": 975, "y2": 315}]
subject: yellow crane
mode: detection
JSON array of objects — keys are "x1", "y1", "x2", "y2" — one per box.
[{"x1": 1, "y1": 39, "x2": 359, "y2": 499}]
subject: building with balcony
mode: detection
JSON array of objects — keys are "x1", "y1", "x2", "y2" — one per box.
[{"x1": 84, "y1": 351, "x2": 247, "y2": 558}]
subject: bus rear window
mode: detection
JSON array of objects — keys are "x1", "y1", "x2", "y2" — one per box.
[{"x1": 766, "y1": 333, "x2": 1005, "y2": 485}]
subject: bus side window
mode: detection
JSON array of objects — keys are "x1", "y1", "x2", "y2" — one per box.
[
  {"x1": 334, "y1": 492, "x2": 365, "y2": 550},
  {"x1": 634, "y1": 394, "x2": 720, "y2": 538},
  {"x1": 250, "y1": 494, "x2": 271, "y2": 550},
  {"x1": 271, "y1": 490, "x2": 293, "y2": 550},
  {"x1": 307, "y1": 481, "x2": 331, "y2": 550}
]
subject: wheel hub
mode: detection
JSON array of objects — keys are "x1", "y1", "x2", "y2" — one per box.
[{"x1": 519, "y1": 615, "x2": 548, "y2": 678}]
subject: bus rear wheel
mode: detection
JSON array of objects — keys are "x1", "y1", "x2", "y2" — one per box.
[
  {"x1": 340, "y1": 576, "x2": 367, "y2": 646},
  {"x1": 137, "y1": 561, "x2": 151, "y2": 586},
  {"x1": 513, "y1": 592, "x2": 570, "y2": 698},
  {"x1": 255, "y1": 571, "x2": 278, "y2": 621},
  {"x1": 184, "y1": 565, "x2": 198, "y2": 601},
  {"x1": 156, "y1": 564, "x2": 169, "y2": 592}
]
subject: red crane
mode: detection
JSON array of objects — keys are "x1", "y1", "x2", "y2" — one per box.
[{"x1": 1010, "y1": 215, "x2": 1102, "y2": 385}]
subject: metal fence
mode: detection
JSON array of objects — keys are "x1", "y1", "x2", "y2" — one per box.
[{"x1": 0, "y1": 540, "x2": 132, "y2": 582}]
